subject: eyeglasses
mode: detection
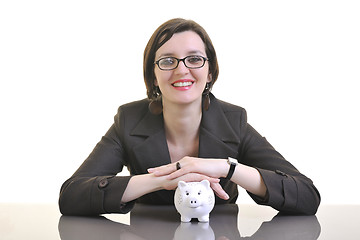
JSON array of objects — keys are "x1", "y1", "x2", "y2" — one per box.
[{"x1": 154, "y1": 55, "x2": 208, "y2": 71}]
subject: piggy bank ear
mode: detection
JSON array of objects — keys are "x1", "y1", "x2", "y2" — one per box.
[
  {"x1": 200, "y1": 179, "x2": 210, "y2": 189},
  {"x1": 178, "y1": 181, "x2": 187, "y2": 189}
]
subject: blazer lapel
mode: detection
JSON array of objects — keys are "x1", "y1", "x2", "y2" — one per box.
[
  {"x1": 131, "y1": 112, "x2": 171, "y2": 172},
  {"x1": 199, "y1": 94, "x2": 240, "y2": 159}
]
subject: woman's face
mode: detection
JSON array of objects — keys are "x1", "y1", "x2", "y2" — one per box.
[{"x1": 154, "y1": 31, "x2": 211, "y2": 108}]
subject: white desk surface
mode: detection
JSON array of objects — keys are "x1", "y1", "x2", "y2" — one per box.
[{"x1": 0, "y1": 203, "x2": 359, "y2": 239}]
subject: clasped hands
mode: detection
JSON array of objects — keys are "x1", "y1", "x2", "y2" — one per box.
[{"x1": 148, "y1": 156, "x2": 230, "y2": 200}]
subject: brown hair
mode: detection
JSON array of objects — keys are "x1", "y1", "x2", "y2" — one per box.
[{"x1": 143, "y1": 18, "x2": 219, "y2": 100}]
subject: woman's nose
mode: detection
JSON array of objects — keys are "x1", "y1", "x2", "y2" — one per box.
[{"x1": 174, "y1": 60, "x2": 190, "y2": 74}]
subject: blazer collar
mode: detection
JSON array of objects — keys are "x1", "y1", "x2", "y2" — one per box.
[
  {"x1": 130, "y1": 107, "x2": 164, "y2": 137},
  {"x1": 131, "y1": 94, "x2": 239, "y2": 142},
  {"x1": 201, "y1": 93, "x2": 240, "y2": 144},
  {"x1": 198, "y1": 93, "x2": 239, "y2": 158}
]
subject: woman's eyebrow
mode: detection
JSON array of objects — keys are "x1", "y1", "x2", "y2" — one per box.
[
  {"x1": 157, "y1": 53, "x2": 174, "y2": 59},
  {"x1": 187, "y1": 50, "x2": 206, "y2": 56}
]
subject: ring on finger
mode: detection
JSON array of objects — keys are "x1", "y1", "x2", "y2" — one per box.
[{"x1": 176, "y1": 162, "x2": 181, "y2": 170}]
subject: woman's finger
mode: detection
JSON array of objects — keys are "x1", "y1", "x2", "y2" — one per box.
[
  {"x1": 211, "y1": 182, "x2": 229, "y2": 200},
  {"x1": 147, "y1": 162, "x2": 178, "y2": 176},
  {"x1": 166, "y1": 167, "x2": 189, "y2": 179},
  {"x1": 180, "y1": 173, "x2": 220, "y2": 183},
  {"x1": 148, "y1": 156, "x2": 197, "y2": 175},
  {"x1": 162, "y1": 173, "x2": 219, "y2": 190}
]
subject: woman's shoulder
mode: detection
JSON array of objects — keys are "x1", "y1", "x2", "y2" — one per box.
[
  {"x1": 207, "y1": 94, "x2": 248, "y2": 128},
  {"x1": 118, "y1": 98, "x2": 149, "y2": 111},
  {"x1": 212, "y1": 95, "x2": 247, "y2": 114},
  {"x1": 114, "y1": 98, "x2": 150, "y2": 122}
]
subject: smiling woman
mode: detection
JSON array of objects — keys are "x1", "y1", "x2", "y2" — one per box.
[
  {"x1": 153, "y1": 31, "x2": 211, "y2": 107},
  {"x1": 59, "y1": 18, "x2": 320, "y2": 216}
]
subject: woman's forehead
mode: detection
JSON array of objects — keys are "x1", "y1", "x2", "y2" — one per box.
[{"x1": 155, "y1": 31, "x2": 206, "y2": 59}]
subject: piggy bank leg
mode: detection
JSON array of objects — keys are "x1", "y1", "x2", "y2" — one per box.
[
  {"x1": 180, "y1": 215, "x2": 192, "y2": 222},
  {"x1": 198, "y1": 214, "x2": 210, "y2": 222}
]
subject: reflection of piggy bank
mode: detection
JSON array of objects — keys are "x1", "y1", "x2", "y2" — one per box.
[
  {"x1": 174, "y1": 180, "x2": 215, "y2": 222},
  {"x1": 173, "y1": 222, "x2": 215, "y2": 240}
]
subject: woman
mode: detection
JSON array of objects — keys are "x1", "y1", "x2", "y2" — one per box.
[{"x1": 59, "y1": 18, "x2": 320, "y2": 216}]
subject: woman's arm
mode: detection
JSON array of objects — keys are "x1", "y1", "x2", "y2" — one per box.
[
  {"x1": 148, "y1": 157, "x2": 267, "y2": 199},
  {"x1": 121, "y1": 171, "x2": 225, "y2": 203},
  {"x1": 230, "y1": 163, "x2": 267, "y2": 199},
  {"x1": 59, "y1": 125, "x2": 132, "y2": 215},
  {"x1": 148, "y1": 124, "x2": 321, "y2": 215}
]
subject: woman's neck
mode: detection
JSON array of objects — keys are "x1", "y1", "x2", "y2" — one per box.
[{"x1": 162, "y1": 98, "x2": 202, "y2": 146}]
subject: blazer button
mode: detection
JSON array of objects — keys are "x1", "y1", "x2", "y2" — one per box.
[
  {"x1": 98, "y1": 178, "x2": 109, "y2": 188},
  {"x1": 275, "y1": 170, "x2": 288, "y2": 177}
]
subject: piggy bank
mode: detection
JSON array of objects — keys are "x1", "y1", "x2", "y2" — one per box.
[{"x1": 174, "y1": 180, "x2": 215, "y2": 222}]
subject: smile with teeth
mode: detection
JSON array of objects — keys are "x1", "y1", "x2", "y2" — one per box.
[{"x1": 172, "y1": 81, "x2": 194, "y2": 87}]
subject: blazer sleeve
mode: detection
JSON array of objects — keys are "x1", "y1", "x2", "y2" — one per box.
[
  {"x1": 238, "y1": 110, "x2": 321, "y2": 215},
  {"x1": 59, "y1": 112, "x2": 134, "y2": 216}
]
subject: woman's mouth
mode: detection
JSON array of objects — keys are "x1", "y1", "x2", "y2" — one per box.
[{"x1": 171, "y1": 80, "x2": 194, "y2": 90}]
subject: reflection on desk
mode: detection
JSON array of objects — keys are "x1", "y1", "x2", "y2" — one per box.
[{"x1": 58, "y1": 204, "x2": 320, "y2": 240}]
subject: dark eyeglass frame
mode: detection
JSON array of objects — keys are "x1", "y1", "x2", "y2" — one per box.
[{"x1": 154, "y1": 55, "x2": 209, "y2": 71}]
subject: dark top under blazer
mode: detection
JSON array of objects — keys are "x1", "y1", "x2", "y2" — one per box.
[{"x1": 59, "y1": 94, "x2": 320, "y2": 216}]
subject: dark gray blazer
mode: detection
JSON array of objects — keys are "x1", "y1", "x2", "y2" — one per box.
[{"x1": 59, "y1": 94, "x2": 320, "y2": 216}]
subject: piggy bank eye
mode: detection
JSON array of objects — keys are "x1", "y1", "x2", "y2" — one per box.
[
  {"x1": 198, "y1": 191, "x2": 201, "y2": 195},
  {"x1": 186, "y1": 192, "x2": 189, "y2": 196}
]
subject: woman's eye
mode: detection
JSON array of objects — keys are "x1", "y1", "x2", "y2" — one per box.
[
  {"x1": 188, "y1": 56, "x2": 202, "y2": 63},
  {"x1": 161, "y1": 58, "x2": 175, "y2": 66}
]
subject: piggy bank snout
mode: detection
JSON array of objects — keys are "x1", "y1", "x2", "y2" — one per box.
[{"x1": 188, "y1": 197, "x2": 202, "y2": 208}]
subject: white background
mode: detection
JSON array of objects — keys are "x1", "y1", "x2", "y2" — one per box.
[{"x1": 1, "y1": 0, "x2": 359, "y2": 205}]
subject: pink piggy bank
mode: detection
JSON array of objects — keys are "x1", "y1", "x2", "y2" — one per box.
[{"x1": 174, "y1": 180, "x2": 215, "y2": 222}]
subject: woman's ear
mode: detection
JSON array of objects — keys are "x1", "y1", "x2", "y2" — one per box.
[
  {"x1": 207, "y1": 73, "x2": 212, "y2": 83},
  {"x1": 154, "y1": 78, "x2": 158, "y2": 86}
]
